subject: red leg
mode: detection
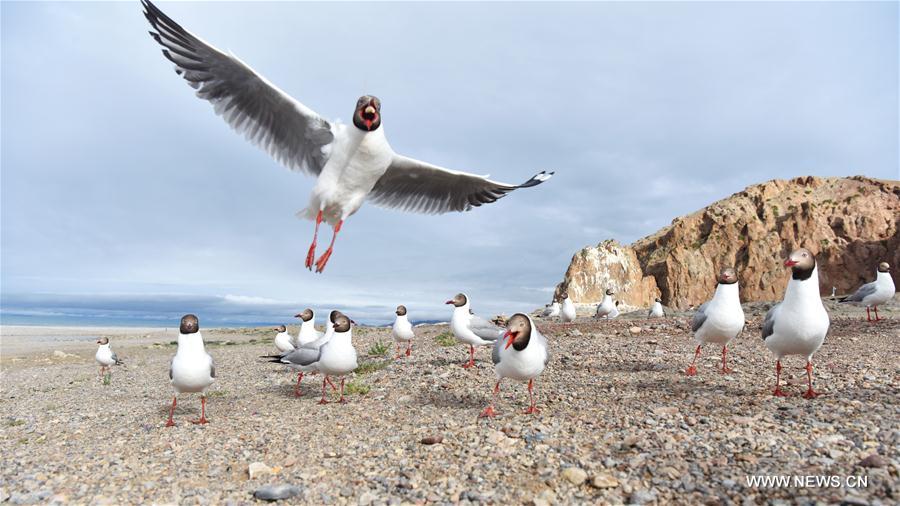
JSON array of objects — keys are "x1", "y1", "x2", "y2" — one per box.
[
  {"x1": 325, "y1": 377, "x2": 337, "y2": 391},
  {"x1": 395, "y1": 343, "x2": 403, "y2": 360},
  {"x1": 479, "y1": 381, "x2": 500, "y2": 418},
  {"x1": 874, "y1": 306, "x2": 881, "y2": 321},
  {"x1": 338, "y1": 378, "x2": 347, "y2": 403},
  {"x1": 802, "y1": 362, "x2": 818, "y2": 399},
  {"x1": 305, "y1": 210, "x2": 323, "y2": 270},
  {"x1": 773, "y1": 360, "x2": 789, "y2": 397},
  {"x1": 685, "y1": 345, "x2": 701, "y2": 376},
  {"x1": 191, "y1": 396, "x2": 209, "y2": 424},
  {"x1": 524, "y1": 379, "x2": 540, "y2": 414},
  {"x1": 165, "y1": 396, "x2": 177, "y2": 427},
  {"x1": 294, "y1": 372, "x2": 304, "y2": 397},
  {"x1": 315, "y1": 219, "x2": 343, "y2": 273},
  {"x1": 406, "y1": 342, "x2": 412, "y2": 357},
  {"x1": 462, "y1": 345, "x2": 476, "y2": 368},
  {"x1": 866, "y1": 307, "x2": 872, "y2": 322},
  {"x1": 318, "y1": 376, "x2": 330, "y2": 404},
  {"x1": 720, "y1": 345, "x2": 733, "y2": 374}
]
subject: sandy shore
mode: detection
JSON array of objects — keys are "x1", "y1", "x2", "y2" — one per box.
[{"x1": 0, "y1": 303, "x2": 897, "y2": 505}]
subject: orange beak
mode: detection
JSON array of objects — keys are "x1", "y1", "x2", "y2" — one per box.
[
  {"x1": 503, "y1": 330, "x2": 516, "y2": 349},
  {"x1": 784, "y1": 259, "x2": 797, "y2": 267}
]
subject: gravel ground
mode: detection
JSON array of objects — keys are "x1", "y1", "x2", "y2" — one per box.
[{"x1": 1, "y1": 301, "x2": 898, "y2": 505}]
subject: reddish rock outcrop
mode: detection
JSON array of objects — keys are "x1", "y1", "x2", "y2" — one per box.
[{"x1": 556, "y1": 176, "x2": 900, "y2": 309}]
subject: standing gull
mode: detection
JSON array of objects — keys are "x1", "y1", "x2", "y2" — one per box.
[
  {"x1": 267, "y1": 310, "x2": 339, "y2": 397},
  {"x1": 541, "y1": 301, "x2": 561, "y2": 318},
  {"x1": 292, "y1": 308, "x2": 323, "y2": 348},
  {"x1": 273, "y1": 325, "x2": 295, "y2": 354},
  {"x1": 685, "y1": 267, "x2": 745, "y2": 376},
  {"x1": 839, "y1": 262, "x2": 895, "y2": 322},
  {"x1": 559, "y1": 292, "x2": 577, "y2": 323},
  {"x1": 313, "y1": 312, "x2": 359, "y2": 403},
  {"x1": 594, "y1": 289, "x2": 616, "y2": 319},
  {"x1": 166, "y1": 314, "x2": 216, "y2": 426},
  {"x1": 479, "y1": 314, "x2": 549, "y2": 418},
  {"x1": 762, "y1": 248, "x2": 830, "y2": 398},
  {"x1": 94, "y1": 337, "x2": 124, "y2": 382},
  {"x1": 392, "y1": 305, "x2": 415, "y2": 359},
  {"x1": 446, "y1": 293, "x2": 502, "y2": 368},
  {"x1": 141, "y1": 0, "x2": 553, "y2": 273},
  {"x1": 648, "y1": 297, "x2": 665, "y2": 318}
]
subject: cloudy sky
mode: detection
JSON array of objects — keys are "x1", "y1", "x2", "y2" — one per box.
[{"x1": 2, "y1": 1, "x2": 897, "y2": 326}]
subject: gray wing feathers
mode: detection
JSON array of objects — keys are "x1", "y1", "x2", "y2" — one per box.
[
  {"x1": 761, "y1": 304, "x2": 779, "y2": 341},
  {"x1": 281, "y1": 346, "x2": 321, "y2": 367},
  {"x1": 690, "y1": 302, "x2": 710, "y2": 333},
  {"x1": 491, "y1": 340, "x2": 501, "y2": 365},
  {"x1": 840, "y1": 282, "x2": 877, "y2": 303},
  {"x1": 469, "y1": 315, "x2": 502, "y2": 341},
  {"x1": 209, "y1": 355, "x2": 216, "y2": 378},
  {"x1": 142, "y1": 0, "x2": 333, "y2": 176},
  {"x1": 368, "y1": 155, "x2": 553, "y2": 214},
  {"x1": 111, "y1": 351, "x2": 122, "y2": 365},
  {"x1": 168, "y1": 358, "x2": 173, "y2": 380}
]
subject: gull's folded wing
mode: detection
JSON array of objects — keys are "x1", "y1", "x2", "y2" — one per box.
[
  {"x1": 368, "y1": 154, "x2": 553, "y2": 214},
  {"x1": 142, "y1": 0, "x2": 334, "y2": 176}
]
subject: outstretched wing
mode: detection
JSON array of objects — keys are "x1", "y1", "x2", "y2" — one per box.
[
  {"x1": 840, "y1": 281, "x2": 877, "y2": 303},
  {"x1": 141, "y1": 0, "x2": 334, "y2": 176},
  {"x1": 368, "y1": 154, "x2": 553, "y2": 214}
]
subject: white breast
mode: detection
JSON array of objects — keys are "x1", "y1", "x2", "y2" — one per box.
[
  {"x1": 392, "y1": 315, "x2": 415, "y2": 342},
  {"x1": 95, "y1": 345, "x2": 115, "y2": 366},
  {"x1": 496, "y1": 334, "x2": 548, "y2": 381},
  {"x1": 317, "y1": 333, "x2": 358, "y2": 376},
  {"x1": 560, "y1": 299, "x2": 576, "y2": 322}
]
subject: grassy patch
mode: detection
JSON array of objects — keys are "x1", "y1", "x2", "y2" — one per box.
[
  {"x1": 356, "y1": 360, "x2": 389, "y2": 374},
  {"x1": 6, "y1": 419, "x2": 25, "y2": 427},
  {"x1": 344, "y1": 380, "x2": 370, "y2": 396},
  {"x1": 435, "y1": 332, "x2": 457, "y2": 347},
  {"x1": 366, "y1": 340, "x2": 389, "y2": 357}
]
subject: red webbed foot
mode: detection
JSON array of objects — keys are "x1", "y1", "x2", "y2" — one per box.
[
  {"x1": 524, "y1": 406, "x2": 541, "y2": 415},
  {"x1": 685, "y1": 365, "x2": 697, "y2": 376},
  {"x1": 190, "y1": 417, "x2": 209, "y2": 425},
  {"x1": 478, "y1": 406, "x2": 497, "y2": 418},
  {"x1": 772, "y1": 387, "x2": 790, "y2": 397},
  {"x1": 802, "y1": 389, "x2": 819, "y2": 399}
]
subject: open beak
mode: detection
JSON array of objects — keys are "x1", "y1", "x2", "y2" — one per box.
[
  {"x1": 364, "y1": 105, "x2": 376, "y2": 115},
  {"x1": 503, "y1": 330, "x2": 516, "y2": 350},
  {"x1": 784, "y1": 259, "x2": 798, "y2": 267}
]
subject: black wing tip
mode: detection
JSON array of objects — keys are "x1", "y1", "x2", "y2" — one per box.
[{"x1": 518, "y1": 170, "x2": 554, "y2": 189}]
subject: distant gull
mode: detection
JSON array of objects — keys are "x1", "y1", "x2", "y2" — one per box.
[
  {"x1": 762, "y1": 248, "x2": 830, "y2": 398},
  {"x1": 479, "y1": 314, "x2": 549, "y2": 418},
  {"x1": 392, "y1": 305, "x2": 415, "y2": 358},
  {"x1": 273, "y1": 324, "x2": 295, "y2": 354},
  {"x1": 266, "y1": 310, "x2": 338, "y2": 397},
  {"x1": 446, "y1": 293, "x2": 502, "y2": 368},
  {"x1": 648, "y1": 297, "x2": 665, "y2": 318},
  {"x1": 166, "y1": 314, "x2": 216, "y2": 426},
  {"x1": 839, "y1": 262, "x2": 895, "y2": 322},
  {"x1": 594, "y1": 289, "x2": 616, "y2": 319},
  {"x1": 141, "y1": 0, "x2": 553, "y2": 273},
  {"x1": 541, "y1": 301, "x2": 560, "y2": 318},
  {"x1": 559, "y1": 292, "x2": 577, "y2": 323},
  {"x1": 94, "y1": 337, "x2": 124, "y2": 381},
  {"x1": 685, "y1": 267, "x2": 745, "y2": 376}
]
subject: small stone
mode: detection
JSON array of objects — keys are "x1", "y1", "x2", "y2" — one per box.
[
  {"x1": 253, "y1": 484, "x2": 301, "y2": 502},
  {"x1": 590, "y1": 474, "x2": 619, "y2": 489},
  {"x1": 629, "y1": 490, "x2": 656, "y2": 505},
  {"x1": 248, "y1": 462, "x2": 273, "y2": 480},
  {"x1": 652, "y1": 406, "x2": 678, "y2": 416},
  {"x1": 420, "y1": 435, "x2": 443, "y2": 445},
  {"x1": 629, "y1": 327, "x2": 642, "y2": 335},
  {"x1": 561, "y1": 467, "x2": 587, "y2": 485},
  {"x1": 858, "y1": 454, "x2": 887, "y2": 468}
]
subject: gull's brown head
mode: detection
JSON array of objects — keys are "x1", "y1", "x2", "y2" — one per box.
[
  {"x1": 396, "y1": 305, "x2": 407, "y2": 316},
  {"x1": 97, "y1": 337, "x2": 109, "y2": 345},
  {"x1": 274, "y1": 324, "x2": 286, "y2": 333},
  {"x1": 784, "y1": 247, "x2": 816, "y2": 280},
  {"x1": 353, "y1": 95, "x2": 381, "y2": 132},
  {"x1": 445, "y1": 293, "x2": 467, "y2": 307},
  {"x1": 605, "y1": 288, "x2": 615, "y2": 296},
  {"x1": 294, "y1": 309, "x2": 314, "y2": 322},
  {"x1": 332, "y1": 313, "x2": 352, "y2": 333},
  {"x1": 717, "y1": 267, "x2": 738, "y2": 285},
  {"x1": 654, "y1": 297, "x2": 662, "y2": 303},
  {"x1": 180, "y1": 314, "x2": 199, "y2": 335},
  {"x1": 503, "y1": 313, "x2": 533, "y2": 351},
  {"x1": 878, "y1": 262, "x2": 890, "y2": 273}
]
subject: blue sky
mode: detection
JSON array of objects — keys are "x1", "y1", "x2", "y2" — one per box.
[{"x1": 2, "y1": 1, "x2": 898, "y2": 326}]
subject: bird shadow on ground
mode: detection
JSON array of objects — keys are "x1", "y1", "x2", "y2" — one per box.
[
  {"x1": 155, "y1": 401, "x2": 199, "y2": 417},
  {"x1": 415, "y1": 390, "x2": 485, "y2": 410}
]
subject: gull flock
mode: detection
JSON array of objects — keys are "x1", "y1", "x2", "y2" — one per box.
[{"x1": 95, "y1": 254, "x2": 893, "y2": 426}]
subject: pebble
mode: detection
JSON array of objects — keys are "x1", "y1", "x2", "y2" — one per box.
[
  {"x1": 248, "y1": 462, "x2": 273, "y2": 480},
  {"x1": 253, "y1": 485, "x2": 301, "y2": 502},
  {"x1": 561, "y1": 467, "x2": 587, "y2": 485},
  {"x1": 590, "y1": 474, "x2": 619, "y2": 489},
  {"x1": 858, "y1": 454, "x2": 887, "y2": 468}
]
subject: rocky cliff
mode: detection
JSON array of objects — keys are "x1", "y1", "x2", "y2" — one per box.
[{"x1": 556, "y1": 176, "x2": 900, "y2": 310}]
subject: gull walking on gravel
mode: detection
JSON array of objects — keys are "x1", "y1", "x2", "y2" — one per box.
[
  {"x1": 266, "y1": 310, "x2": 340, "y2": 397},
  {"x1": 392, "y1": 305, "x2": 415, "y2": 358},
  {"x1": 839, "y1": 262, "x2": 895, "y2": 322},
  {"x1": 273, "y1": 325, "x2": 295, "y2": 354},
  {"x1": 648, "y1": 298, "x2": 665, "y2": 318},
  {"x1": 166, "y1": 314, "x2": 216, "y2": 426},
  {"x1": 559, "y1": 292, "x2": 577, "y2": 323},
  {"x1": 762, "y1": 248, "x2": 830, "y2": 398},
  {"x1": 480, "y1": 314, "x2": 549, "y2": 418},
  {"x1": 595, "y1": 289, "x2": 616, "y2": 319},
  {"x1": 541, "y1": 301, "x2": 560, "y2": 318},
  {"x1": 685, "y1": 267, "x2": 745, "y2": 376},
  {"x1": 447, "y1": 293, "x2": 502, "y2": 368},
  {"x1": 95, "y1": 337, "x2": 124, "y2": 381}
]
